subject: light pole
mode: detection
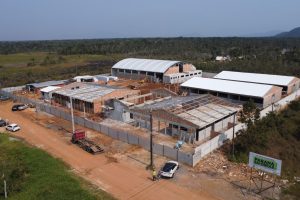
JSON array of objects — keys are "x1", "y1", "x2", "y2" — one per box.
[
  {"x1": 149, "y1": 111, "x2": 153, "y2": 169},
  {"x1": 232, "y1": 112, "x2": 236, "y2": 158},
  {"x1": 70, "y1": 96, "x2": 75, "y2": 133},
  {"x1": 271, "y1": 95, "x2": 275, "y2": 112}
]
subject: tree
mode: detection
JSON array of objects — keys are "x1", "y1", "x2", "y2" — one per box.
[{"x1": 239, "y1": 100, "x2": 260, "y2": 127}]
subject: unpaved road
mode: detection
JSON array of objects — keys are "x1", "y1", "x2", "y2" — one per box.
[{"x1": 0, "y1": 101, "x2": 217, "y2": 200}]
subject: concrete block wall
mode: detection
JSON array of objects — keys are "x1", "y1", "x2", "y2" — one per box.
[
  {"x1": 75, "y1": 116, "x2": 85, "y2": 126},
  {"x1": 164, "y1": 146, "x2": 178, "y2": 160},
  {"x1": 108, "y1": 128, "x2": 118, "y2": 139},
  {"x1": 118, "y1": 131, "x2": 128, "y2": 143},
  {"x1": 100, "y1": 125, "x2": 109, "y2": 135},
  {"x1": 139, "y1": 137, "x2": 150, "y2": 151},
  {"x1": 178, "y1": 151, "x2": 193, "y2": 166},
  {"x1": 128, "y1": 134, "x2": 139, "y2": 145},
  {"x1": 153, "y1": 143, "x2": 164, "y2": 155},
  {"x1": 84, "y1": 119, "x2": 94, "y2": 129}
]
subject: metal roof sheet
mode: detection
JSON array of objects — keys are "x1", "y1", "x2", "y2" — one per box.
[
  {"x1": 214, "y1": 71, "x2": 295, "y2": 86},
  {"x1": 112, "y1": 58, "x2": 181, "y2": 73},
  {"x1": 181, "y1": 77, "x2": 273, "y2": 98},
  {"x1": 27, "y1": 80, "x2": 66, "y2": 88},
  {"x1": 53, "y1": 84, "x2": 115, "y2": 103},
  {"x1": 40, "y1": 86, "x2": 61, "y2": 93}
]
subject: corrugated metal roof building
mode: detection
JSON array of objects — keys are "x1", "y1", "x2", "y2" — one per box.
[
  {"x1": 26, "y1": 80, "x2": 66, "y2": 92},
  {"x1": 214, "y1": 71, "x2": 300, "y2": 95},
  {"x1": 181, "y1": 77, "x2": 282, "y2": 108},
  {"x1": 52, "y1": 82, "x2": 139, "y2": 113},
  {"x1": 111, "y1": 58, "x2": 201, "y2": 84}
]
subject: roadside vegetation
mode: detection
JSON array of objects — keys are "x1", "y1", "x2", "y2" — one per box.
[
  {"x1": 226, "y1": 99, "x2": 300, "y2": 199},
  {"x1": 1, "y1": 37, "x2": 300, "y2": 87},
  {"x1": 0, "y1": 134, "x2": 114, "y2": 200}
]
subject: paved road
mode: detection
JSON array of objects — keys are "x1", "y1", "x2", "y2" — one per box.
[{"x1": 0, "y1": 101, "x2": 218, "y2": 200}]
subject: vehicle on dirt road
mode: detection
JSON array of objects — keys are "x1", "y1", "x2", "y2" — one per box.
[
  {"x1": 71, "y1": 129, "x2": 104, "y2": 154},
  {"x1": 0, "y1": 119, "x2": 8, "y2": 127},
  {"x1": 6, "y1": 123, "x2": 21, "y2": 132},
  {"x1": 11, "y1": 104, "x2": 28, "y2": 111},
  {"x1": 160, "y1": 161, "x2": 179, "y2": 178}
]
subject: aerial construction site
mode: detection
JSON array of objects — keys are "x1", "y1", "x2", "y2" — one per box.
[{"x1": 1, "y1": 57, "x2": 300, "y2": 200}]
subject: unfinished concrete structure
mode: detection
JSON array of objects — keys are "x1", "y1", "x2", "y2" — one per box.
[
  {"x1": 181, "y1": 77, "x2": 282, "y2": 108},
  {"x1": 111, "y1": 58, "x2": 202, "y2": 83},
  {"x1": 214, "y1": 71, "x2": 300, "y2": 95},
  {"x1": 40, "y1": 86, "x2": 61, "y2": 100},
  {"x1": 113, "y1": 92, "x2": 240, "y2": 144},
  {"x1": 109, "y1": 88, "x2": 177, "y2": 122},
  {"x1": 52, "y1": 82, "x2": 139, "y2": 114}
]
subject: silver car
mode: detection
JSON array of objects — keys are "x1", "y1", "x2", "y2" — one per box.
[
  {"x1": 160, "y1": 161, "x2": 179, "y2": 178},
  {"x1": 6, "y1": 124, "x2": 21, "y2": 132}
]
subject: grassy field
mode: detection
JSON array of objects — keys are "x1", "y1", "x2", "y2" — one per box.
[
  {"x1": 0, "y1": 53, "x2": 121, "y2": 68},
  {"x1": 0, "y1": 134, "x2": 114, "y2": 200},
  {"x1": 0, "y1": 53, "x2": 123, "y2": 87}
]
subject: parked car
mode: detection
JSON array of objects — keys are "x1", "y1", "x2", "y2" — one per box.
[
  {"x1": 160, "y1": 161, "x2": 179, "y2": 178},
  {"x1": 0, "y1": 119, "x2": 8, "y2": 127},
  {"x1": 6, "y1": 124, "x2": 21, "y2": 132},
  {"x1": 0, "y1": 95, "x2": 10, "y2": 101},
  {"x1": 11, "y1": 104, "x2": 28, "y2": 111}
]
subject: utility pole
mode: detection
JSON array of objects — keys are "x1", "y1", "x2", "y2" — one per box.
[
  {"x1": 232, "y1": 112, "x2": 236, "y2": 158},
  {"x1": 271, "y1": 95, "x2": 275, "y2": 112},
  {"x1": 83, "y1": 102, "x2": 86, "y2": 118},
  {"x1": 70, "y1": 96, "x2": 75, "y2": 133},
  {"x1": 4, "y1": 179, "x2": 7, "y2": 199},
  {"x1": 149, "y1": 111, "x2": 153, "y2": 169}
]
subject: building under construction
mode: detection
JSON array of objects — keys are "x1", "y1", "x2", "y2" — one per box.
[
  {"x1": 52, "y1": 82, "x2": 140, "y2": 114},
  {"x1": 112, "y1": 92, "x2": 241, "y2": 144}
]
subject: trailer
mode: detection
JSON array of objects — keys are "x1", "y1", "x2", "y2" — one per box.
[{"x1": 71, "y1": 130, "x2": 104, "y2": 154}]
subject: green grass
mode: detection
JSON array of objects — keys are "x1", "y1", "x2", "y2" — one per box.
[
  {"x1": 0, "y1": 52, "x2": 122, "y2": 87},
  {"x1": 0, "y1": 52, "x2": 121, "y2": 68},
  {"x1": 0, "y1": 134, "x2": 114, "y2": 200}
]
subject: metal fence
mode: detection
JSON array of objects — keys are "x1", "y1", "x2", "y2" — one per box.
[
  {"x1": 0, "y1": 88, "x2": 194, "y2": 166},
  {"x1": 3, "y1": 87, "x2": 298, "y2": 166}
]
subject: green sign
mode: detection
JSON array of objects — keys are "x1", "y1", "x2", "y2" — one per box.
[
  {"x1": 249, "y1": 152, "x2": 282, "y2": 176},
  {"x1": 254, "y1": 156, "x2": 277, "y2": 170}
]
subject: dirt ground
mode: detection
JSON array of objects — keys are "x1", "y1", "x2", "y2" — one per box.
[{"x1": 0, "y1": 100, "x2": 264, "y2": 200}]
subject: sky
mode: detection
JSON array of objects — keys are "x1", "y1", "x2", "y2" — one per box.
[{"x1": 0, "y1": 0, "x2": 299, "y2": 41}]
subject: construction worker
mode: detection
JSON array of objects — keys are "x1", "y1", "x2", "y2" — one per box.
[{"x1": 152, "y1": 167, "x2": 157, "y2": 181}]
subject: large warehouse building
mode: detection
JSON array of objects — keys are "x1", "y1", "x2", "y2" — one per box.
[
  {"x1": 111, "y1": 58, "x2": 202, "y2": 84},
  {"x1": 214, "y1": 71, "x2": 300, "y2": 95},
  {"x1": 181, "y1": 77, "x2": 282, "y2": 108}
]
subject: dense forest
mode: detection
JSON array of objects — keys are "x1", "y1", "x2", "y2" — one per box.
[{"x1": 0, "y1": 37, "x2": 300, "y2": 87}]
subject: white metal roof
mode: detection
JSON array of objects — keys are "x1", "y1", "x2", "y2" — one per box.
[
  {"x1": 181, "y1": 77, "x2": 274, "y2": 98},
  {"x1": 40, "y1": 86, "x2": 61, "y2": 93},
  {"x1": 27, "y1": 80, "x2": 66, "y2": 88},
  {"x1": 53, "y1": 84, "x2": 115, "y2": 103},
  {"x1": 214, "y1": 71, "x2": 295, "y2": 86},
  {"x1": 112, "y1": 58, "x2": 181, "y2": 73}
]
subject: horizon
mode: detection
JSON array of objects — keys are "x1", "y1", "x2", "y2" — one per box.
[{"x1": 0, "y1": 0, "x2": 299, "y2": 41}]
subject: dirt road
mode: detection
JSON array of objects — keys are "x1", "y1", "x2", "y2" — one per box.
[{"x1": 0, "y1": 101, "x2": 217, "y2": 200}]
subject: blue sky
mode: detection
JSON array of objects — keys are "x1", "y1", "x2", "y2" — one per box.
[{"x1": 0, "y1": 0, "x2": 299, "y2": 41}]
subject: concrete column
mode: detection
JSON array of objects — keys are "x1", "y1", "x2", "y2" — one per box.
[
  {"x1": 158, "y1": 121, "x2": 160, "y2": 132},
  {"x1": 164, "y1": 121, "x2": 167, "y2": 134}
]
